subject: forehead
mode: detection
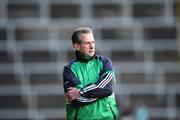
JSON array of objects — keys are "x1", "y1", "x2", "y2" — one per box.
[{"x1": 79, "y1": 32, "x2": 95, "y2": 43}]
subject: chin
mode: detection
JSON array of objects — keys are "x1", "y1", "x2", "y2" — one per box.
[
  {"x1": 89, "y1": 53, "x2": 95, "y2": 57},
  {"x1": 86, "y1": 51, "x2": 95, "y2": 57}
]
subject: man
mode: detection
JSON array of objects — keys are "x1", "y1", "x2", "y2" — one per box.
[{"x1": 63, "y1": 27, "x2": 119, "y2": 120}]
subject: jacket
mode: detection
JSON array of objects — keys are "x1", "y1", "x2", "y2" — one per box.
[{"x1": 63, "y1": 52, "x2": 119, "y2": 120}]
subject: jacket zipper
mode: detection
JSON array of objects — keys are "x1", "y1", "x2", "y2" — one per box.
[
  {"x1": 74, "y1": 108, "x2": 78, "y2": 120},
  {"x1": 109, "y1": 103, "x2": 116, "y2": 120}
]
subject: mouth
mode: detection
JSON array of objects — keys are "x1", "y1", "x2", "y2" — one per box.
[{"x1": 89, "y1": 51, "x2": 94, "y2": 53}]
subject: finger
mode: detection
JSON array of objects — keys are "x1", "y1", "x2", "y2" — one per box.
[
  {"x1": 67, "y1": 87, "x2": 73, "y2": 91},
  {"x1": 65, "y1": 94, "x2": 69, "y2": 98},
  {"x1": 65, "y1": 93, "x2": 70, "y2": 98},
  {"x1": 65, "y1": 92, "x2": 69, "y2": 96}
]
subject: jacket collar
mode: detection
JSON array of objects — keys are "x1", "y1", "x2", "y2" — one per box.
[{"x1": 75, "y1": 51, "x2": 96, "y2": 62}]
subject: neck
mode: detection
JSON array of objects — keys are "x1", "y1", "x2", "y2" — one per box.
[{"x1": 75, "y1": 51, "x2": 95, "y2": 62}]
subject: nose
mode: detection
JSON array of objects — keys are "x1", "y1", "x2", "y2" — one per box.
[
  {"x1": 90, "y1": 42, "x2": 94, "y2": 49},
  {"x1": 90, "y1": 46, "x2": 93, "y2": 50}
]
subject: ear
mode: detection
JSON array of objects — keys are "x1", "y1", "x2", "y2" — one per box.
[{"x1": 73, "y1": 43, "x2": 80, "y2": 51}]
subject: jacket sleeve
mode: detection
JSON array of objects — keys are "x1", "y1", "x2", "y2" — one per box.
[
  {"x1": 63, "y1": 64, "x2": 98, "y2": 107},
  {"x1": 79, "y1": 57, "x2": 115, "y2": 99},
  {"x1": 63, "y1": 65, "x2": 81, "y2": 93}
]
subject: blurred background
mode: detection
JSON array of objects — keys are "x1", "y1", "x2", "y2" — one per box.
[{"x1": 0, "y1": 0, "x2": 179, "y2": 120}]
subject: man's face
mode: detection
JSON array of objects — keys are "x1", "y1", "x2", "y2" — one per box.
[{"x1": 77, "y1": 32, "x2": 95, "y2": 57}]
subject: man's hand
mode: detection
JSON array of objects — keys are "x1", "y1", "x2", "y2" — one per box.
[{"x1": 65, "y1": 87, "x2": 80, "y2": 101}]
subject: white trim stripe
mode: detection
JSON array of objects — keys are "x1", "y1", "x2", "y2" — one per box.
[
  {"x1": 77, "y1": 97, "x2": 97, "y2": 102},
  {"x1": 83, "y1": 72, "x2": 113, "y2": 93},
  {"x1": 98, "y1": 73, "x2": 113, "y2": 88},
  {"x1": 83, "y1": 84, "x2": 96, "y2": 91}
]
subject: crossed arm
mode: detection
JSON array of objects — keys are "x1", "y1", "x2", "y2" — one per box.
[{"x1": 63, "y1": 58, "x2": 115, "y2": 107}]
